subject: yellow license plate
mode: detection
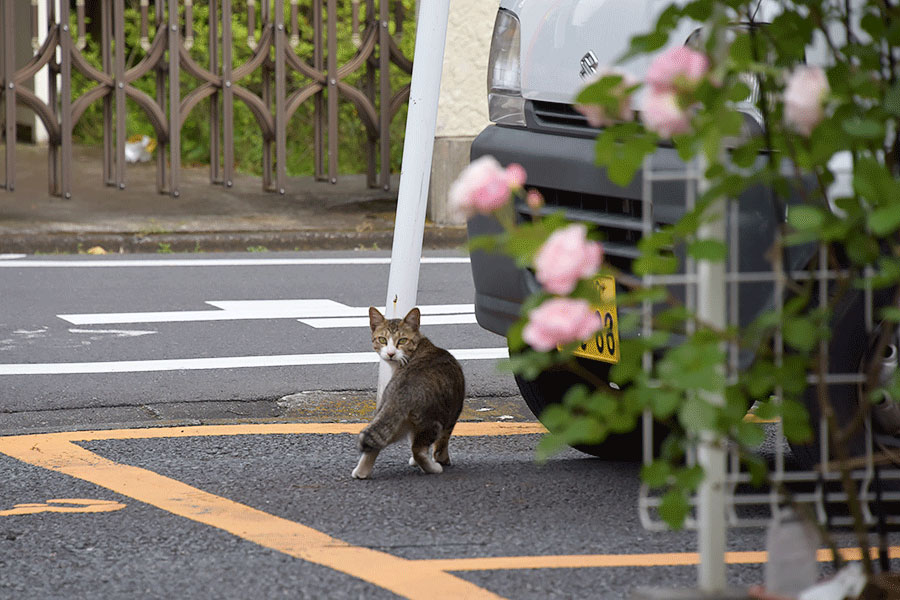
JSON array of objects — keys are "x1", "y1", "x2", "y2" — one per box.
[{"x1": 572, "y1": 276, "x2": 620, "y2": 364}]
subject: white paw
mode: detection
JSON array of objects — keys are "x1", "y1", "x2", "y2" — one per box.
[
  {"x1": 414, "y1": 458, "x2": 442, "y2": 474},
  {"x1": 351, "y1": 466, "x2": 369, "y2": 479},
  {"x1": 409, "y1": 456, "x2": 417, "y2": 467},
  {"x1": 424, "y1": 462, "x2": 443, "y2": 474}
]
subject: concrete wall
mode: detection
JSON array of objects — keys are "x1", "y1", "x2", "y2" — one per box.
[{"x1": 427, "y1": 0, "x2": 499, "y2": 225}]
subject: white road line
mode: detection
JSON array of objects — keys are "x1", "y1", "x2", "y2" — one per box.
[
  {"x1": 59, "y1": 300, "x2": 475, "y2": 326},
  {"x1": 0, "y1": 257, "x2": 470, "y2": 268},
  {"x1": 68, "y1": 329, "x2": 158, "y2": 338},
  {"x1": 0, "y1": 347, "x2": 509, "y2": 375},
  {"x1": 0, "y1": 254, "x2": 26, "y2": 260},
  {"x1": 299, "y1": 314, "x2": 478, "y2": 328}
]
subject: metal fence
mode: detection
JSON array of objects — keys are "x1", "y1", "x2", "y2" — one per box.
[
  {"x1": 637, "y1": 156, "x2": 900, "y2": 587},
  {"x1": 0, "y1": 0, "x2": 412, "y2": 198}
]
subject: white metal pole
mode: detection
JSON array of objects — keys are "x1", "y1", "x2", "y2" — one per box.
[
  {"x1": 377, "y1": 0, "x2": 450, "y2": 401},
  {"x1": 695, "y1": 157, "x2": 727, "y2": 592}
]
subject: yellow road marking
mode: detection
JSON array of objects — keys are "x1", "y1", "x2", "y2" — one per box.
[
  {"x1": 0, "y1": 431, "x2": 504, "y2": 600},
  {"x1": 0, "y1": 498, "x2": 126, "y2": 516},
  {"x1": 416, "y1": 546, "x2": 900, "y2": 571},
  {"x1": 743, "y1": 414, "x2": 780, "y2": 424},
  {"x1": 1, "y1": 421, "x2": 893, "y2": 599},
  {"x1": 14, "y1": 421, "x2": 546, "y2": 443}
]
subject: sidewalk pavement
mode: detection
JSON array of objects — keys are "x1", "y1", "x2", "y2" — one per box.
[{"x1": 0, "y1": 144, "x2": 467, "y2": 254}]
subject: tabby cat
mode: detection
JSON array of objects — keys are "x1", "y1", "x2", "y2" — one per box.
[{"x1": 351, "y1": 306, "x2": 465, "y2": 479}]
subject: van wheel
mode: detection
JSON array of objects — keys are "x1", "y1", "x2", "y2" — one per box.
[{"x1": 513, "y1": 357, "x2": 644, "y2": 459}]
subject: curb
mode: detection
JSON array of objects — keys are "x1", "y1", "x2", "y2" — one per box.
[{"x1": 0, "y1": 227, "x2": 469, "y2": 254}]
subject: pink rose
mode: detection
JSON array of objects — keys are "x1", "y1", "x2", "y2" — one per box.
[
  {"x1": 534, "y1": 224, "x2": 602, "y2": 295},
  {"x1": 641, "y1": 89, "x2": 693, "y2": 138},
  {"x1": 575, "y1": 69, "x2": 638, "y2": 127},
  {"x1": 646, "y1": 46, "x2": 709, "y2": 92},
  {"x1": 449, "y1": 156, "x2": 519, "y2": 219},
  {"x1": 522, "y1": 298, "x2": 602, "y2": 352},
  {"x1": 525, "y1": 189, "x2": 544, "y2": 211},
  {"x1": 505, "y1": 163, "x2": 527, "y2": 188},
  {"x1": 784, "y1": 66, "x2": 829, "y2": 136}
]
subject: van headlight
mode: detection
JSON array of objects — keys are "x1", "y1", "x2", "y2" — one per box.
[{"x1": 487, "y1": 9, "x2": 526, "y2": 126}]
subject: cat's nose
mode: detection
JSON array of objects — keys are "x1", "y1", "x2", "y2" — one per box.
[{"x1": 385, "y1": 349, "x2": 396, "y2": 358}]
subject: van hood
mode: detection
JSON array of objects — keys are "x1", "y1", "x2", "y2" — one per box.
[{"x1": 499, "y1": 0, "x2": 701, "y2": 106}]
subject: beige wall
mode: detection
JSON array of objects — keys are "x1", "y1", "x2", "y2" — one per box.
[
  {"x1": 428, "y1": 0, "x2": 499, "y2": 224},
  {"x1": 434, "y1": 0, "x2": 498, "y2": 138}
]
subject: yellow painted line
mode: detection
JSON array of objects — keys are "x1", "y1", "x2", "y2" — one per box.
[
  {"x1": 0, "y1": 432, "x2": 504, "y2": 600},
  {"x1": 0, "y1": 498, "x2": 126, "y2": 516},
  {"x1": 743, "y1": 414, "x2": 779, "y2": 424},
  {"x1": 5, "y1": 421, "x2": 546, "y2": 443},
  {"x1": 416, "y1": 546, "x2": 900, "y2": 572}
]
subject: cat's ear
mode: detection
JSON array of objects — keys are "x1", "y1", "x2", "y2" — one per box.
[
  {"x1": 368, "y1": 306, "x2": 385, "y2": 331},
  {"x1": 403, "y1": 307, "x2": 421, "y2": 330}
]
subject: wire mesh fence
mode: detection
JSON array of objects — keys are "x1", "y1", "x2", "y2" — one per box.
[{"x1": 637, "y1": 155, "x2": 900, "y2": 534}]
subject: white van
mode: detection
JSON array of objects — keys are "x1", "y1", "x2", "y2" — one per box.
[{"x1": 465, "y1": 0, "x2": 898, "y2": 463}]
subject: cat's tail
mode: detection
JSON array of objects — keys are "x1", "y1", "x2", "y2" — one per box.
[{"x1": 358, "y1": 409, "x2": 406, "y2": 453}]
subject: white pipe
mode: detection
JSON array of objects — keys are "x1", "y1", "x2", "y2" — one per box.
[
  {"x1": 377, "y1": 0, "x2": 451, "y2": 404},
  {"x1": 695, "y1": 156, "x2": 728, "y2": 592}
]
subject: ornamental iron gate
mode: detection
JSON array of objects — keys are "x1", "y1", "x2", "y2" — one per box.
[{"x1": 0, "y1": 0, "x2": 412, "y2": 198}]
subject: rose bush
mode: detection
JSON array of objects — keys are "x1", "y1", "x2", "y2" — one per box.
[{"x1": 458, "y1": 0, "x2": 900, "y2": 586}]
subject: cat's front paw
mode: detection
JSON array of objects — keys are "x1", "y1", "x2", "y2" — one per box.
[
  {"x1": 351, "y1": 466, "x2": 369, "y2": 479},
  {"x1": 408, "y1": 456, "x2": 417, "y2": 467}
]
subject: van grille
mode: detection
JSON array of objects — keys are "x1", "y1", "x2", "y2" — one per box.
[
  {"x1": 515, "y1": 186, "x2": 647, "y2": 271},
  {"x1": 530, "y1": 101, "x2": 596, "y2": 131}
]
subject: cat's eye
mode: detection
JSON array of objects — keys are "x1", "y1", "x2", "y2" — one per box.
[
  {"x1": 397, "y1": 338, "x2": 408, "y2": 345},
  {"x1": 377, "y1": 336, "x2": 387, "y2": 344}
]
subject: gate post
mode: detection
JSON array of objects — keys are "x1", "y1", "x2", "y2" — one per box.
[
  {"x1": 377, "y1": 0, "x2": 451, "y2": 402},
  {"x1": 1, "y1": 0, "x2": 15, "y2": 192},
  {"x1": 167, "y1": 0, "x2": 181, "y2": 197}
]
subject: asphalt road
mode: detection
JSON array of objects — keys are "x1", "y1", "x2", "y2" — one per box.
[
  {"x1": 0, "y1": 250, "x2": 520, "y2": 431},
  {"x1": 1, "y1": 250, "x2": 892, "y2": 599},
  {"x1": 1, "y1": 423, "x2": 784, "y2": 600}
]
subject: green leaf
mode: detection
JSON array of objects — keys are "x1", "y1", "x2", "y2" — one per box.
[
  {"x1": 781, "y1": 399, "x2": 813, "y2": 443},
  {"x1": 853, "y1": 157, "x2": 900, "y2": 206},
  {"x1": 624, "y1": 31, "x2": 669, "y2": 58},
  {"x1": 673, "y1": 465, "x2": 704, "y2": 491},
  {"x1": 687, "y1": 239, "x2": 727, "y2": 261},
  {"x1": 734, "y1": 421, "x2": 765, "y2": 448},
  {"x1": 868, "y1": 204, "x2": 900, "y2": 236},
  {"x1": 845, "y1": 231, "x2": 880, "y2": 265},
  {"x1": 783, "y1": 317, "x2": 820, "y2": 352},
  {"x1": 678, "y1": 396, "x2": 718, "y2": 433},
  {"x1": 633, "y1": 253, "x2": 678, "y2": 276},
  {"x1": 787, "y1": 205, "x2": 826, "y2": 231},
  {"x1": 641, "y1": 461, "x2": 671, "y2": 488},
  {"x1": 535, "y1": 433, "x2": 570, "y2": 462},
  {"x1": 886, "y1": 82, "x2": 900, "y2": 117},
  {"x1": 842, "y1": 118, "x2": 885, "y2": 140},
  {"x1": 744, "y1": 454, "x2": 768, "y2": 486},
  {"x1": 651, "y1": 389, "x2": 682, "y2": 420},
  {"x1": 728, "y1": 33, "x2": 752, "y2": 67},
  {"x1": 659, "y1": 489, "x2": 691, "y2": 530}
]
